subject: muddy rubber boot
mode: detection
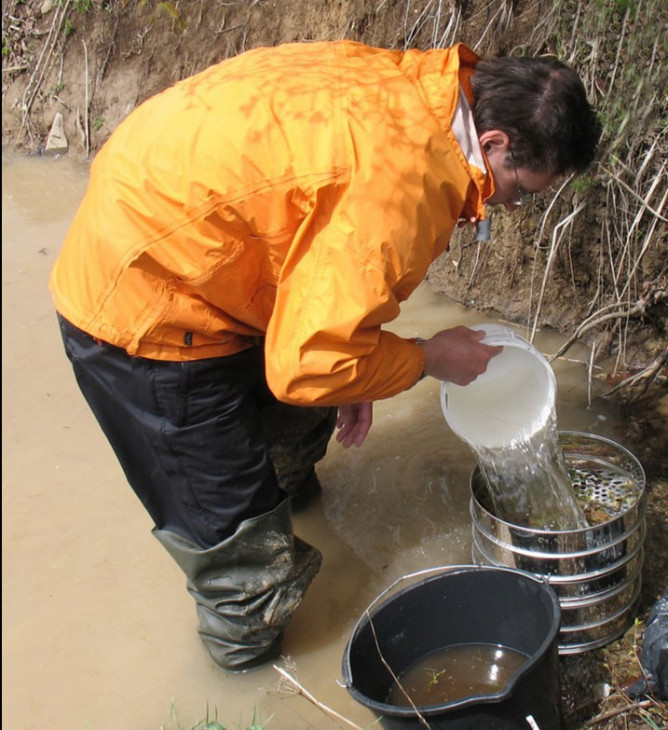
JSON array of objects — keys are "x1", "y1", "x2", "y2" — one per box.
[{"x1": 153, "y1": 499, "x2": 321, "y2": 671}]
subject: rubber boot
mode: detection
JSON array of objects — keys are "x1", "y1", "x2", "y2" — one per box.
[{"x1": 153, "y1": 499, "x2": 321, "y2": 671}]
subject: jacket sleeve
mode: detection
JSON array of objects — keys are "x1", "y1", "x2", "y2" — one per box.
[{"x1": 264, "y1": 185, "x2": 431, "y2": 407}]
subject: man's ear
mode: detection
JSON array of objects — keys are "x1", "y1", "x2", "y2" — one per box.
[{"x1": 478, "y1": 129, "x2": 511, "y2": 155}]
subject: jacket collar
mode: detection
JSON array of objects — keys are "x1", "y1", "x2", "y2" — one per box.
[{"x1": 402, "y1": 43, "x2": 495, "y2": 222}]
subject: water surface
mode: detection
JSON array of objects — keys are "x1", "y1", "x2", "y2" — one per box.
[{"x1": 2, "y1": 149, "x2": 623, "y2": 730}]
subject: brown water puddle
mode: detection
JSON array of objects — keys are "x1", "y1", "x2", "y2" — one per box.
[{"x1": 2, "y1": 150, "x2": 622, "y2": 730}]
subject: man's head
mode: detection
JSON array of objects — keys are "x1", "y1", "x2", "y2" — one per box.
[{"x1": 471, "y1": 54, "x2": 602, "y2": 207}]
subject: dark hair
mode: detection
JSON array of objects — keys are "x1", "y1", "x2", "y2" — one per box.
[{"x1": 471, "y1": 55, "x2": 602, "y2": 175}]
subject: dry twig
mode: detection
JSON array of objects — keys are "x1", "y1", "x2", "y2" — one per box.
[
  {"x1": 366, "y1": 610, "x2": 432, "y2": 729},
  {"x1": 586, "y1": 698, "x2": 653, "y2": 725},
  {"x1": 20, "y1": 0, "x2": 72, "y2": 139},
  {"x1": 605, "y1": 346, "x2": 668, "y2": 398},
  {"x1": 272, "y1": 665, "x2": 366, "y2": 730}
]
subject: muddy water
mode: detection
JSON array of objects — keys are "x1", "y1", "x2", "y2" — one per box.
[
  {"x1": 386, "y1": 643, "x2": 529, "y2": 707},
  {"x1": 2, "y1": 150, "x2": 623, "y2": 730}
]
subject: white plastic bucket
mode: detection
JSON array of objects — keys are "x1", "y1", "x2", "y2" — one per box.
[{"x1": 440, "y1": 324, "x2": 556, "y2": 449}]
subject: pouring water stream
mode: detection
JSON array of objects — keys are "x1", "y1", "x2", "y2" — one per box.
[{"x1": 441, "y1": 325, "x2": 588, "y2": 530}]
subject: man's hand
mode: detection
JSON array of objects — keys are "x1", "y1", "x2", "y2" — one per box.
[
  {"x1": 419, "y1": 326, "x2": 502, "y2": 385},
  {"x1": 336, "y1": 401, "x2": 373, "y2": 448}
]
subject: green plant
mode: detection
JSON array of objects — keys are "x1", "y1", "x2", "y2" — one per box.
[
  {"x1": 570, "y1": 176, "x2": 596, "y2": 195},
  {"x1": 614, "y1": 0, "x2": 636, "y2": 13},
  {"x1": 93, "y1": 116, "x2": 104, "y2": 131},
  {"x1": 426, "y1": 667, "x2": 446, "y2": 687},
  {"x1": 161, "y1": 701, "x2": 270, "y2": 730}
]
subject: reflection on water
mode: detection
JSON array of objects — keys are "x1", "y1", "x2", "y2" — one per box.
[
  {"x1": 387, "y1": 643, "x2": 529, "y2": 707},
  {"x1": 2, "y1": 147, "x2": 90, "y2": 223},
  {"x1": 320, "y1": 377, "x2": 475, "y2": 575},
  {"x1": 2, "y1": 149, "x2": 624, "y2": 730}
]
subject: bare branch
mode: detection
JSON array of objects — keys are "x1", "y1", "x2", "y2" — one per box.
[
  {"x1": 605, "y1": 346, "x2": 668, "y2": 398},
  {"x1": 272, "y1": 665, "x2": 367, "y2": 730}
]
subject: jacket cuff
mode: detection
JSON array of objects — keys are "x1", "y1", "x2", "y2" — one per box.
[{"x1": 410, "y1": 337, "x2": 427, "y2": 382}]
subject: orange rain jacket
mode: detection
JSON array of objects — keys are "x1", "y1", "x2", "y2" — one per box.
[{"x1": 50, "y1": 41, "x2": 494, "y2": 406}]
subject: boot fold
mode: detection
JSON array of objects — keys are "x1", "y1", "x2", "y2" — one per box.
[{"x1": 154, "y1": 499, "x2": 321, "y2": 670}]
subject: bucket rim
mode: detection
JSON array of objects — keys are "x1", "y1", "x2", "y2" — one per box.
[
  {"x1": 440, "y1": 325, "x2": 557, "y2": 449},
  {"x1": 340, "y1": 564, "x2": 561, "y2": 717}
]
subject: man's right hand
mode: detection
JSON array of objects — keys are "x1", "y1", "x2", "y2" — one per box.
[
  {"x1": 335, "y1": 401, "x2": 373, "y2": 448},
  {"x1": 418, "y1": 326, "x2": 502, "y2": 385}
]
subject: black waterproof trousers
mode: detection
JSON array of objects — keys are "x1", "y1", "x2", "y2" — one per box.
[{"x1": 57, "y1": 314, "x2": 336, "y2": 669}]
